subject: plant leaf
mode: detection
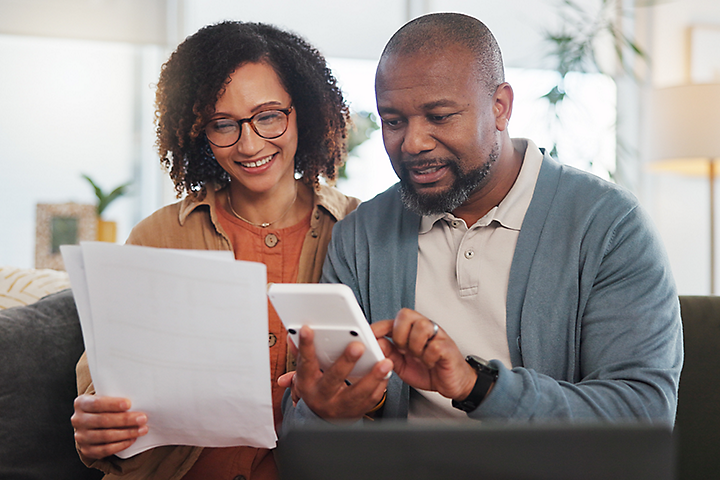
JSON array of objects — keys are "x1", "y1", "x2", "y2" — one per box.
[{"x1": 97, "y1": 182, "x2": 132, "y2": 215}]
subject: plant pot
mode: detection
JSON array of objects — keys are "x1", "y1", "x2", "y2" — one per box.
[{"x1": 97, "y1": 219, "x2": 117, "y2": 243}]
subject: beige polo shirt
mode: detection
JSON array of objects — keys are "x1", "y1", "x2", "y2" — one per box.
[{"x1": 409, "y1": 138, "x2": 543, "y2": 420}]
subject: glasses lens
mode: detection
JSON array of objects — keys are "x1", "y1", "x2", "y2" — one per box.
[
  {"x1": 252, "y1": 110, "x2": 289, "y2": 139},
  {"x1": 205, "y1": 109, "x2": 290, "y2": 147},
  {"x1": 206, "y1": 119, "x2": 240, "y2": 147}
]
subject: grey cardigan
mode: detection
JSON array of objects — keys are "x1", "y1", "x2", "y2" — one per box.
[{"x1": 284, "y1": 152, "x2": 683, "y2": 426}]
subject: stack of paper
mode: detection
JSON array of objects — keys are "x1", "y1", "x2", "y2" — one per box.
[{"x1": 61, "y1": 242, "x2": 277, "y2": 458}]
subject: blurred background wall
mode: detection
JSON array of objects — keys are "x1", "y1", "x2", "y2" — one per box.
[{"x1": 1, "y1": 0, "x2": 719, "y2": 295}]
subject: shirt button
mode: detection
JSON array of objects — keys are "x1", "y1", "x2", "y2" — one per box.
[
  {"x1": 233, "y1": 476, "x2": 246, "y2": 480},
  {"x1": 264, "y1": 233, "x2": 278, "y2": 248},
  {"x1": 314, "y1": 210, "x2": 320, "y2": 219},
  {"x1": 464, "y1": 249, "x2": 474, "y2": 259},
  {"x1": 451, "y1": 220, "x2": 461, "y2": 228},
  {"x1": 310, "y1": 230, "x2": 318, "y2": 238},
  {"x1": 268, "y1": 332, "x2": 277, "y2": 347}
]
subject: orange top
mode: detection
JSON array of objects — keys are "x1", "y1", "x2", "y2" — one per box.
[{"x1": 182, "y1": 199, "x2": 311, "y2": 480}]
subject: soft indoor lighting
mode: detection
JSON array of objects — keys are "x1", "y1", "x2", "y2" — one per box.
[{"x1": 647, "y1": 83, "x2": 720, "y2": 294}]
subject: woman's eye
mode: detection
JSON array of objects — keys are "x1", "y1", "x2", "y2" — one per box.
[
  {"x1": 211, "y1": 120, "x2": 238, "y2": 133},
  {"x1": 255, "y1": 111, "x2": 283, "y2": 125}
]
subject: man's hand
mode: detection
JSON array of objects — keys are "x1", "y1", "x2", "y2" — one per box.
[
  {"x1": 279, "y1": 325, "x2": 393, "y2": 421},
  {"x1": 71, "y1": 394, "x2": 148, "y2": 459},
  {"x1": 372, "y1": 308, "x2": 477, "y2": 401}
]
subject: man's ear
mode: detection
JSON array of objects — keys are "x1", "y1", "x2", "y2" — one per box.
[{"x1": 493, "y1": 83, "x2": 513, "y2": 131}]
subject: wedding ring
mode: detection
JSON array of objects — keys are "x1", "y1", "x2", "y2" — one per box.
[{"x1": 424, "y1": 320, "x2": 439, "y2": 349}]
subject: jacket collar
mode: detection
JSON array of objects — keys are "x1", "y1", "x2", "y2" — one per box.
[
  {"x1": 177, "y1": 187, "x2": 218, "y2": 226},
  {"x1": 176, "y1": 182, "x2": 347, "y2": 226}
]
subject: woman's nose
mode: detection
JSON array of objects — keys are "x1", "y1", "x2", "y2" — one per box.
[{"x1": 235, "y1": 122, "x2": 265, "y2": 156}]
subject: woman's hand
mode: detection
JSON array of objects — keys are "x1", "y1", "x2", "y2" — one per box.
[{"x1": 71, "y1": 394, "x2": 149, "y2": 459}]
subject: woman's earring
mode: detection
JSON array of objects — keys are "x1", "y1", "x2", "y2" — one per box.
[{"x1": 204, "y1": 141, "x2": 216, "y2": 161}]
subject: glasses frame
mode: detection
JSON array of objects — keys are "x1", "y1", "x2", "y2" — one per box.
[{"x1": 205, "y1": 106, "x2": 294, "y2": 148}]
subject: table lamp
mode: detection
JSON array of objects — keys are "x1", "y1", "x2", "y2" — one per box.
[{"x1": 647, "y1": 83, "x2": 720, "y2": 294}]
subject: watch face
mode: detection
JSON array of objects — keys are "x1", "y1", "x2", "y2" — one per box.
[
  {"x1": 452, "y1": 355, "x2": 499, "y2": 412},
  {"x1": 466, "y1": 355, "x2": 490, "y2": 367}
]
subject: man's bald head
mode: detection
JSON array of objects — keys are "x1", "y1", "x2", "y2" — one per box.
[{"x1": 379, "y1": 12, "x2": 504, "y2": 94}]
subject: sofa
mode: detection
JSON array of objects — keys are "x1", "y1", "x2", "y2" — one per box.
[
  {"x1": 1, "y1": 264, "x2": 717, "y2": 479},
  {"x1": 675, "y1": 295, "x2": 720, "y2": 480},
  {"x1": 0, "y1": 267, "x2": 101, "y2": 480}
]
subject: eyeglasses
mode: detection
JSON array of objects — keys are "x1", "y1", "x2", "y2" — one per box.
[{"x1": 205, "y1": 106, "x2": 293, "y2": 148}]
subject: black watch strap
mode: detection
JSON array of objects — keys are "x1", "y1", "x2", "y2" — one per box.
[{"x1": 451, "y1": 355, "x2": 498, "y2": 412}]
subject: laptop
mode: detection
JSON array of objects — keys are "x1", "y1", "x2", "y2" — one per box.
[{"x1": 276, "y1": 421, "x2": 675, "y2": 480}]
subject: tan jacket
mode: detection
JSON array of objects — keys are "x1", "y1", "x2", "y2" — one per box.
[{"x1": 76, "y1": 184, "x2": 359, "y2": 480}]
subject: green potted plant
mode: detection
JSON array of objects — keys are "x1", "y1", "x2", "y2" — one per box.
[
  {"x1": 82, "y1": 174, "x2": 131, "y2": 242},
  {"x1": 542, "y1": 0, "x2": 650, "y2": 179}
]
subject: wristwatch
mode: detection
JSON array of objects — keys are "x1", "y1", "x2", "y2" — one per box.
[{"x1": 451, "y1": 355, "x2": 499, "y2": 412}]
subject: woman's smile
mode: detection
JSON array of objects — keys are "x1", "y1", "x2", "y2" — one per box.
[{"x1": 238, "y1": 153, "x2": 276, "y2": 169}]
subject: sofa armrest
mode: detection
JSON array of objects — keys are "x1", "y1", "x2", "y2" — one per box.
[{"x1": 0, "y1": 289, "x2": 102, "y2": 480}]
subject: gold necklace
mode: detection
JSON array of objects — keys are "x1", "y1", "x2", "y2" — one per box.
[{"x1": 226, "y1": 186, "x2": 298, "y2": 228}]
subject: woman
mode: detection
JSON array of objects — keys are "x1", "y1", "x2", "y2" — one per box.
[{"x1": 70, "y1": 21, "x2": 359, "y2": 479}]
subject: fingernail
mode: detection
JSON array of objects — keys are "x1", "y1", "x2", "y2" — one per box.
[
  {"x1": 136, "y1": 414, "x2": 148, "y2": 425},
  {"x1": 138, "y1": 425, "x2": 149, "y2": 436},
  {"x1": 379, "y1": 360, "x2": 392, "y2": 375}
]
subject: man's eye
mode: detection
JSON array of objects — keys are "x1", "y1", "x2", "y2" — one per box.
[
  {"x1": 430, "y1": 114, "x2": 452, "y2": 122},
  {"x1": 382, "y1": 118, "x2": 403, "y2": 128}
]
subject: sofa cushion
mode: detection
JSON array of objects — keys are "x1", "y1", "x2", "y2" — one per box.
[
  {"x1": 0, "y1": 266, "x2": 70, "y2": 310},
  {"x1": 0, "y1": 289, "x2": 102, "y2": 480}
]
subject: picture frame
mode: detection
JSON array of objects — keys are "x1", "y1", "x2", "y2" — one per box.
[{"x1": 35, "y1": 203, "x2": 97, "y2": 270}]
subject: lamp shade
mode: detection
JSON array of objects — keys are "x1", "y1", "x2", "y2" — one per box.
[{"x1": 647, "y1": 83, "x2": 720, "y2": 175}]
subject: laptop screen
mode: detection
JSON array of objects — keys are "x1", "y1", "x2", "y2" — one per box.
[{"x1": 277, "y1": 421, "x2": 675, "y2": 480}]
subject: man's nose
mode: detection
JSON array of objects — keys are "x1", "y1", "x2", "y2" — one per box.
[{"x1": 401, "y1": 120, "x2": 436, "y2": 156}]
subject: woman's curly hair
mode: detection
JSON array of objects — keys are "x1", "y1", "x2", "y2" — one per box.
[{"x1": 155, "y1": 21, "x2": 350, "y2": 197}]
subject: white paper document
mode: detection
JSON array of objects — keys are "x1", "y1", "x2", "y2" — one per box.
[{"x1": 61, "y1": 242, "x2": 277, "y2": 458}]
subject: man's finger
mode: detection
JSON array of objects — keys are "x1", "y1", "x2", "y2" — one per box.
[
  {"x1": 392, "y1": 308, "x2": 424, "y2": 350},
  {"x1": 370, "y1": 319, "x2": 394, "y2": 339},
  {"x1": 407, "y1": 318, "x2": 441, "y2": 356},
  {"x1": 376, "y1": 336, "x2": 396, "y2": 357}
]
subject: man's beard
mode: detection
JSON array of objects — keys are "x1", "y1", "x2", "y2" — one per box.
[{"x1": 398, "y1": 148, "x2": 498, "y2": 216}]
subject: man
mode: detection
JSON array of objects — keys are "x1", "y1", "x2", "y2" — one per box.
[{"x1": 280, "y1": 12, "x2": 682, "y2": 425}]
